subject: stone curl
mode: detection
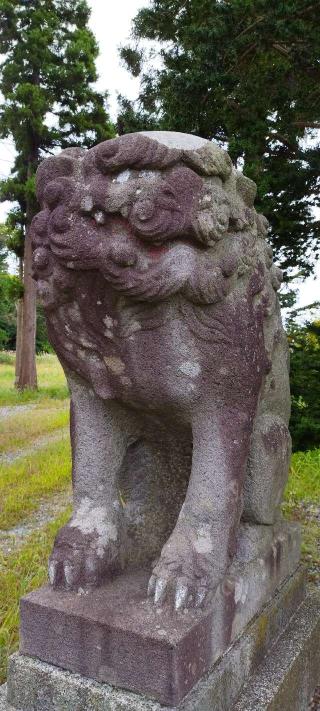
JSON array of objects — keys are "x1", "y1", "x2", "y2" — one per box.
[{"x1": 31, "y1": 133, "x2": 280, "y2": 315}]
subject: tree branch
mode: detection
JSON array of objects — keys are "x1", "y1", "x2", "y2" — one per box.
[
  {"x1": 267, "y1": 132, "x2": 297, "y2": 151},
  {"x1": 272, "y1": 43, "x2": 291, "y2": 57},
  {"x1": 227, "y1": 43, "x2": 258, "y2": 73},
  {"x1": 293, "y1": 121, "x2": 320, "y2": 129},
  {"x1": 235, "y1": 16, "x2": 265, "y2": 41},
  {"x1": 294, "y1": 2, "x2": 320, "y2": 18}
]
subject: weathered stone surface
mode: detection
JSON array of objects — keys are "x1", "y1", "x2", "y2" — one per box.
[
  {"x1": 30, "y1": 131, "x2": 293, "y2": 616},
  {"x1": 24, "y1": 130, "x2": 297, "y2": 701},
  {"x1": 2, "y1": 569, "x2": 318, "y2": 710},
  {"x1": 19, "y1": 523, "x2": 300, "y2": 705},
  {"x1": 0, "y1": 687, "x2": 9, "y2": 711},
  {"x1": 234, "y1": 592, "x2": 320, "y2": 711}
]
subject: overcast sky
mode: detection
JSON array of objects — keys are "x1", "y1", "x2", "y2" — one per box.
[
  {"x1": 0, "y1": 0, "x2": 318, "y2": 309},
  {"x1": 88, "y1": 0, "x2": 147, "y2": 117}
]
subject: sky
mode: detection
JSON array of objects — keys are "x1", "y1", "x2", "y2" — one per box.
[
  {"x1": 88, "y1": 0, "x2": 147, "y2": 118},
  {"x1": 0, "y1": 0, "x2": 319, "y2": 311}
]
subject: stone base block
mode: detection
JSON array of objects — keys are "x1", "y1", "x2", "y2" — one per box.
[
  {"x1": 2, "y1": 567, "x2": 318, "y2": 710},
  {"x1": 234, "y1": 592, "x2": 320, "y2": 711},
  {"x1": 18, "y1": 522, "x2": 301, "y2": 706}
]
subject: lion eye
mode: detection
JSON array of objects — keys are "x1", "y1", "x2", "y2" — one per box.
[{"x1": 162, "y1": 187, "x2": 175, "y2": 197}]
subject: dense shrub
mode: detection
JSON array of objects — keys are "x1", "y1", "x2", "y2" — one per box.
[{"x1": 289, "y1": 319, "x2": 320, "y2": 451}]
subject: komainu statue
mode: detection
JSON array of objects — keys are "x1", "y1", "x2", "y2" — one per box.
[{"x1": 32, "y1": 132, "x2": 291, "y2": 611}]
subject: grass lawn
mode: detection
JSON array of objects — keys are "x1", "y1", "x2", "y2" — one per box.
[
  {"x1": 283, "y1": 448, "x2": 320, "y2": 586},
  {"x1": 0, "y1": 351, "x2": 319, "y2": 685},
  {"x1": 0, "y1": 352, "x2": 68, "y2": 405},
  {"x1": 0, "y1": 402, "x2": 69, "y2": 454},
  {"x1": 0, "y1": 509, "x2": 71, "y2": 684},
  {"x1": 0, "y1": 438, "x2": 71, "y2": 530}
]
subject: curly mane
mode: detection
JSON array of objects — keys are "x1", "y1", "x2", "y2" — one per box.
[{"x1": 31, "y1": 132, "x2": 283, "y2": 384}]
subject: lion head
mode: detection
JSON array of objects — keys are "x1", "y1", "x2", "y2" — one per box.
[
  {"x1": 31, "y1": 133, "x2": 283, "y2": 392},
  {"x1": 32, "y1": 131, "x2": 282, "y2": 312}
]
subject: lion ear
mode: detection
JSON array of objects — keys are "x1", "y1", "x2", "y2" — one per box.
[
  {"x1": 182, "y1": 143, "x2": 233, "y2": 181},
  {"x1": 36, "y1": 149, "x2": 84, "y2": 204}
]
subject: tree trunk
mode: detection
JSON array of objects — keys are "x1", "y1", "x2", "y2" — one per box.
[
  {"x1": 16, "y1": 226, "x2": 37, "y2": 390},
  {"x1": 14, "y1": 257, "x2": 24, "y2": 387},
  {"x1": 16, "y1": 161, "x2": 38, "y2": 391}
]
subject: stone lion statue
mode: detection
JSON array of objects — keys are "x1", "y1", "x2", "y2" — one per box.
[{"x1": 31, "y1": 131, "x2": 291, "y2": 611}]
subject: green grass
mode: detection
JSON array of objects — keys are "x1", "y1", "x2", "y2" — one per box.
[
  {"x1": 285, "y1": 449, "x2": 320, "y2": 504},
  {"x1": 0, "y1": 353, "x2": 68, "y2": 405},
  {"x1": 0, "y1": 352, "x2": 15, "y2": 365},
  {"x1": 0, "y1": 438, "x2": 71, "y2": 530},
  {"x1": 0, "y1": 508, "x2": 71, "y2": 684},
  {"x1": 283, "y1": 448, "x2": 320, "y2": 586},
  {"x1": 0, "y1": 353, "x2": 73, "y2": 682},
  {"x1": 0, "y1": 401, "x2": 69, "y2": 454}
]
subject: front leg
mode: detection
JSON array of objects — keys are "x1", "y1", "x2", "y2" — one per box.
[
  {"x1": 148, "y1": 404, "x2": 254, "y2": 610},
  {"x1": 49, "y1": 373, "x2": 133, "y2": 591}
]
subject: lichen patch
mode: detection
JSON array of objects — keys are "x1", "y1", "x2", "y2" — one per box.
[
  {"x1": 70, "y1": 498, "x2": 118, "y2": 558},
  {"x1": 104, "y1": 356, "x2": 126, "y2": 375},
  {"x1": 179, "y1": 361, "x2": 201, "y2": 377}
]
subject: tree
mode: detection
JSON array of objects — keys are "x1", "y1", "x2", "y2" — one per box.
[
  {"x1": 0, "y1": 225, "x2": 8, "y2": 273},
  {"x1": 0, "y1": 0, "x2": 114, "y2": 389},
  {"x1": 287, "y1": 308, "x2": 320, "y2": 451},
  {"x1": 0, "y1": 225, "x2": 21, "y2": 350},
  {"x1": 119, "y1": 0, "x2": 320, "y2": 279}
]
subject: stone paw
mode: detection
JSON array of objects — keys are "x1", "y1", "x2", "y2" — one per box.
[
  {"x1": 147, "y1": 571, "x2": 210, "y2": 612},
  {"x1": 147, "y1": 523, "x2": 221, "y2": 612},
  {"x1": 48, "y1": 503, "x2": 122, "y2": 591}
]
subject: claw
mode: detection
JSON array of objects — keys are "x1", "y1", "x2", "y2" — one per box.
[
  {"x1": 84, "y1": 555, "x2": 100, "y2": 586},
  {"x1": 147, "y1": 574, "x2": 156, "y2": 597},
  {"x1": 195, "y1": 587, "x2": 207, "y2": 609},
  {"x1": 48, "y1": 560, "x2": 58, "y2": 586},
  {"x1": 63, "y1": 561, "x2": 77, "y2": 589},
  {"x1": 175, "y1": 581, "x2": 188, "y2": 611},
  {"x1": 154, "y1": 578, "x2": 167, "y2": 605}
]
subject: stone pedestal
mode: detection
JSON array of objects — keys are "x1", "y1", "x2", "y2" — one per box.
[
  {"x1": 1, "y1": 566, "x2": 319, "y2": 711},
  {"x1": 18, "y1": 522, "x2": 300, "y2": 706}
]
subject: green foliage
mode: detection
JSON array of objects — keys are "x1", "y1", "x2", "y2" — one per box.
[
  {"x1": 283, "y1": 446, "x2": 320, "y2": 586},
  {"x1": 0, "y1": 274, "x2": 18, "y2": 349},
  {"x1": 0, "y1": 224, "x2": 51, "y2": 352},
  {"x1": 117, "y1": 95, "x2": 161, "y2": 135},
  {"x1": 0, "y1": 0, "x2": 115, "y2": 234},
  {"x1": 36, "y1": 307, "x2": 52, "y2": 354},
  {"x1": 0, "y1": 288, "x2": 56, "y2": 353},
  {"x1": 0, "y1": 230, "x2": 21, "y2": 348},
  {"x1": 0, "y1": 1, "x2": 115, "y2": 370},
  {"x1": 285, "y1": 447, "x2": 320, "y2": 504},
  {"x1": 287, "y1": 309, "x2": 320, "y2": 451},
  {"x1": 120, "y1": 0, "x2": 320, "y2": 277},
  {"x1": 0, "y1": 224, "x2": 9, "y2": 273}
]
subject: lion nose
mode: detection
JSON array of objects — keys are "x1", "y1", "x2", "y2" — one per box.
[{"x1": 109, "y1": 244, "x2": 137, "y2": 267}]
